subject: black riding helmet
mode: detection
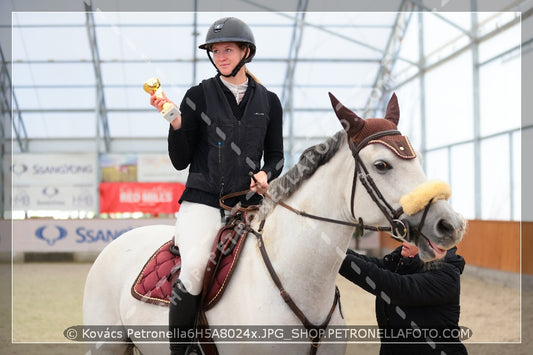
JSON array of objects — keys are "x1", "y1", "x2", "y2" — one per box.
[{"x1": 199, "y1": 17, "x2": 256, "y2": 77}]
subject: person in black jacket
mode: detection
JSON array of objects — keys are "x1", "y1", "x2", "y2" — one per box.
[
  {"x1": 150, "y1": 17, "x2": 284, "y2": 355},
  {"x1": 340, "y1": 242, "x2": 468, "y2": 355}
]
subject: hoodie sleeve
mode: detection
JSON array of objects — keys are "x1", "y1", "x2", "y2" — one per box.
[{"x1": 339, "y1": 252, "x2": 461, "y2": 306}]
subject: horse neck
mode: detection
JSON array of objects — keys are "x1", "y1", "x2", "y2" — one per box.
[{"x1": 260, "y1": 147, "x2": 355, "y2": 311}]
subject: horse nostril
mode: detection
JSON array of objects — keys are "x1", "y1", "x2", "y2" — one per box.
[{"x1": 437, "y1": 219, "x2": 454, "y2": 236}]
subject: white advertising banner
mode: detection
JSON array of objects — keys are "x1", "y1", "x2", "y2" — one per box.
[
  {"x1": 8, "y1": 153, "x2": 98, "y2": 212},
  {"x1": 11, "y1": 153, "x2": 97, "y2": 185},
  {"x1": 11, "y1": 218, "x2": 175, "y2": 252},
  {"x1": 11, "y1": 185, "x2": 96, "y2": 211},
  {"x1": 137, "y1": 153, "x2": 188, "y2": 183}
]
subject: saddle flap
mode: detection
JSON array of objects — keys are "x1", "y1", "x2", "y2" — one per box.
[
  {"x1": 202, "y1": 219, "x2": 249, "y2": 310},
  {"x1": 131, "y1": 218, "x2": 249, "y2": 309}
]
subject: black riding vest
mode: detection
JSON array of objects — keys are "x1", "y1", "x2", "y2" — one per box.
[{"x1": 184, "y1": 77, "x2": 271, "y2": 198}]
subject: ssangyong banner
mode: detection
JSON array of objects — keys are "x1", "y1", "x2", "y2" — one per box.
[
  {"x1": 99, "y1": 182, "x2": 185, "y2": 214},
  {"x1": 11, "y1": 218, "x2": 175, "y2": 252},
  {"x1": 11, "y1": 153, "x2": 97, "y2": 185},
  {"x1": 8, "y1": 153, "x2": 98, "y2": 212}
]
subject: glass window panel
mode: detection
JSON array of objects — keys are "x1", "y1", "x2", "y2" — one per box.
[
  {"x1": 395, "y1": 82, "x2": 422, "y2": 150},
  {"x1": 304, "y1": 12, "x2": 399, "y2": 27},
  {"x1": 100, "y1": 62, "x2": 193, "y2": 86},
  {"x1": 13, "y1": 12, "x2": 86, "y2": 26},
  {"x1": 253, "y1": 26, "x2": 293, "y2": 58},
  {"x1": 423, "y1": 13, "x2": 470, "y2": 62},
  {"x1": 107, "y1": 112, "x2": 169, "y2": 137},
  {"x1": 96, "y1": 26, "x2": 193, "y2": 61},
  {"x1": 94, "y1": 12, "x2": 194, "y2": 26},
  {"x1": 477, "y1": 12, "x2": 520, "y2": 39},
  {"x1": 425, "y1": 149, "x2": 449, "y2": 183},
  {"x1": 393, "y1": 13, "x2": 420, "y2": 82},
  {"x1": 298, "y1": 25, "x2": 388, "y2": 60},
  {"x1": 438, "y1": 12, "x2": 471, "y2": 31},
  {"x1": 450, "y1": 143, "x2": 475, "y2": 219},
  {"x1": 294, "y1": 62, "x2": 378, "y2": 86},
  {"x1": 15, "y1": 87, "x2": 95, "y2": 109},
  {"x1": 247, "y1": 62, "x2": 289, "y2": 88},
  {"x1": 523, "y1": 49, "x2": 533, "y2": 128},
  {"x1": 292, "y1": 87, "x2": 372, "y2": 110},
  {"x1": 479, "y1": 56, "x2": 520, "y2": 137},
  {"x1": 478, "y1": 23, "x2": 520, "y2": 63},
  {"x1": 481, "y1": 134, "x2": 510, "y2": 220},
  {"x1": 196, "y1": 12, "x2": 294, "y2": 26},
  {"x1": 12, "y1": 63, "x2": 33, "y2": 86},
  {"x1": 12, "y1": 26, "x2": 91, "y2": 61},
  {"x1": 425, "y1": 52, "x2": 473, "y2": 149},
  {"x1": 291, "y1": 111, "x2": 341, "y2": 139},
  {"x1": 12, "y1": 62, "x2": 95, "y2": 86},
  {"x1": 21, "y1": 112, "x2": 96, "y2": 138}
]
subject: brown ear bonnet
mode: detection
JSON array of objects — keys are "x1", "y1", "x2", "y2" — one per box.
[{"x1": 328, "y1": 92, "x2": 416, "y2": 160}]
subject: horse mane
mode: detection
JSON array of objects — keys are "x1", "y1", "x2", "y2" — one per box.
[{"x1": 258, "y1": 130, "x2": 346, "y2": 218}]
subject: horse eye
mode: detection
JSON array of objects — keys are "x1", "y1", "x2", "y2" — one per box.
[{"x1": 374, "y1": 160, "x2": 391, "y2": 172}]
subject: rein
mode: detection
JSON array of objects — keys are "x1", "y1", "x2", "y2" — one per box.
[
  {"x1": 247, "y1": 224, "x2": 340, "y2": 354},
  {"x1": 215, "y1": 130, "x2": 430, "y2": 353},
  {"x1": 245, "y1": 130, "x2": 412, "y2": 240}
]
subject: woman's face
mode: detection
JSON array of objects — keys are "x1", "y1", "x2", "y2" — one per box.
[
  {"x1": 211, "y1": 42, "x2": 246, "y2": 76},
  {"x1": 401, "y1": 242, "x2": 419, "y2": 258}
]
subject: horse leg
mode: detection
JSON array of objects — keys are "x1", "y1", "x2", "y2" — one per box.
[
  {"x1": 83, "y1": 225, "x2": 175, "y2": 354},
  {"x1": 83, "y1": 241, "x2": 131, "y2": 354}
]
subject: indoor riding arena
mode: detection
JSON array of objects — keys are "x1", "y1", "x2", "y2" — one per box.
[{"x1": 2, "y1": 1, "x2": 532, "y2": 355}]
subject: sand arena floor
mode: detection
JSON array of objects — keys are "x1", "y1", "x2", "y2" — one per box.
[{"x1": 1, "y1": 262, "x2": 531, "y2": 354}]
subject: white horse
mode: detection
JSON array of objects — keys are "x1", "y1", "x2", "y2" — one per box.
[{"x1": 83, "y1": 93, "x2": 465, "y2": 355}]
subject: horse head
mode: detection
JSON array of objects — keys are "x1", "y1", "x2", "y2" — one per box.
[{"x1": 329, "y1": 92, "x2": 465, "y2": 261}]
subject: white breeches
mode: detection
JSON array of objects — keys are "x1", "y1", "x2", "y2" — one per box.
[{"x1": 174, "y1": 201, "x2": 225, "y2": 295}]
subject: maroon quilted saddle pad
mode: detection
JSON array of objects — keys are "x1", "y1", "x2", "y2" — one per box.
[{"x1": 131, "y1": 222, "x2": 249, "y2": 308}]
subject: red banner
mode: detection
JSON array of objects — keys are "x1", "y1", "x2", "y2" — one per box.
[{"x1": 99, "y1": 182, "x2": 185, "y2": 214}]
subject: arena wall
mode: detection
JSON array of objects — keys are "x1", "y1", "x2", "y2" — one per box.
[{"x1": 380, "y1": 220, "x2": 532, "y2": 275}]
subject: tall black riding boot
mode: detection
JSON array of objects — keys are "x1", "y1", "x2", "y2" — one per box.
[{"x1": 169, "y1": 280, "x2": 201, "y2": 355}]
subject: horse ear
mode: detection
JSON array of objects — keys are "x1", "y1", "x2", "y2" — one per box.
[
  {"x1": 328, "y1": 92, "x2": 364, "y2": 137},
  {"x1": 384, "y1": 93, "x2": 400, "y2": 126}
]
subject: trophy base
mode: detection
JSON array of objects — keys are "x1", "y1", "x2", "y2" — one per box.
[{"x1": 161, "y1": 106, "x2": 180, "y2": 123}]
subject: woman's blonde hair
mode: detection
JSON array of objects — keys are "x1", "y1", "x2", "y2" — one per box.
[{"x1": 244, "y1": 66, "x2": 261, "y2": 84}]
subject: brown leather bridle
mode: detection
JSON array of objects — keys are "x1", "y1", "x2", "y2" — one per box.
[
  {"x1": 259, "y1": 130, "x2": 412, "y2": 241},
  {"x1": 216, "y1": 129, "x2": 435, "y2": 353}
]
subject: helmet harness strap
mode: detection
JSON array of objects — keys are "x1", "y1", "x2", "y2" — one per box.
[{"x1": 206, "y1": 44, "x2": 251, "y2": 78}]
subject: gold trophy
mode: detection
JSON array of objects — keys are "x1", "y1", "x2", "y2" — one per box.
[{"x1": 143, "y1": 77, "x2": 180, "y2": 123}]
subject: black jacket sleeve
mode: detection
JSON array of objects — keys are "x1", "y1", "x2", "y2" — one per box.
[
  {"x1": 261, "y1": 92, "x2": 284, "y2": 180},
  {"x1": 167, "y1": 86, "x2": 203, "y2": 170},
  {"x1": 339, "y1": 252, "x2": 461, "y2": 307}
]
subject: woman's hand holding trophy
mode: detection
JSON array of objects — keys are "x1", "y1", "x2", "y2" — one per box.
[{"x1": 144, "y1": 77, "x2": 181, "y2": 128}]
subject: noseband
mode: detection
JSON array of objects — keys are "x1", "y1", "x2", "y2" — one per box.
[
  {"x1": 217, "y1": 130, "x2": 434, "y2": 354},
  {"x1": 271, "y1": 129, "x2": 426, "y2": 243}
]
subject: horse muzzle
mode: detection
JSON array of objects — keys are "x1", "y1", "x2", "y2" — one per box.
[{"x1": 394, "y1": 180, "x2": 466, "y2": 261}]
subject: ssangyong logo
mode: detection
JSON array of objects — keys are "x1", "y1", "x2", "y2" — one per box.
[
  {"x1": 11, "y1": 164, "x2": 28, "y2": 176},
  {"x1": 35, "y1": 225, "x2": 68, "y2": 246}
]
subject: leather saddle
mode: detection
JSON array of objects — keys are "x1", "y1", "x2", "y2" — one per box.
[{"x1": 131, "y1": 213, "x2": 250, "y2": 309}]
